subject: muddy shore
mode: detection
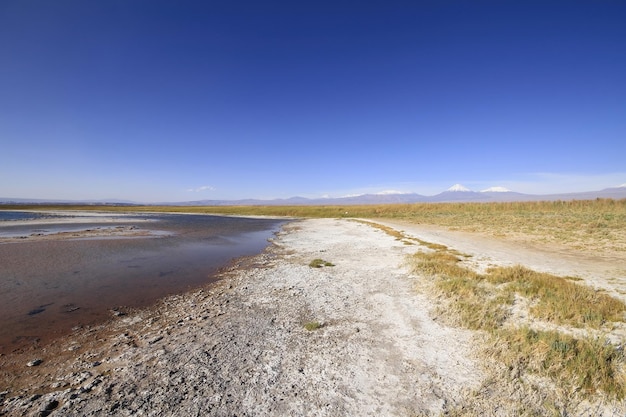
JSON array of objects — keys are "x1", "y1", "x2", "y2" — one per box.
[
  {"x1": 1, "y1": 218, "x2": 625, "y2": 416},
  {"x1": 0, "y1": 212, "x2": 284, "y2": 355}
]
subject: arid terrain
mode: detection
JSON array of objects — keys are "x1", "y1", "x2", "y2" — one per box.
[{"x1": 1, "y1": 217, "x2": 625, "y2": 416}]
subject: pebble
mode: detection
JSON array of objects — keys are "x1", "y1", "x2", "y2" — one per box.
[{"x1": 27, "y1": 359, "x2": 43, "y2": 367}]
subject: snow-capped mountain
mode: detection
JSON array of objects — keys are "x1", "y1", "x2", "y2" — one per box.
[
  {"x1": 481, "y1": 186, "x2": 512, "y2": 193},
  {"x1": 430, "y1": 184, "x2": 484, "y2": 202},
  {"x1": 4, "y1": 183, "x2": 625, "y2": 207},
  {"x1": 447, "y1": 184, "x2": 472, "y2": 192}
]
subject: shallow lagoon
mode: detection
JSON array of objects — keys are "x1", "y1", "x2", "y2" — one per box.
[{"x1": 0, "y1": 212, "x2": 285, "y2": 354}]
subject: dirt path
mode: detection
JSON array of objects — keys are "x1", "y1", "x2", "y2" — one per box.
[{"x1": 378, "y1": 219, "x2": 626, "y2": 302}]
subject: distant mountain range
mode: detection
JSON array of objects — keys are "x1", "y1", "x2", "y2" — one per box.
[
  {"x1": 166, "y1": 183, "x2": 626, "y2": 206},
  {"x1": 2, "y1": 184, "x2": 626, "y2": 206}
]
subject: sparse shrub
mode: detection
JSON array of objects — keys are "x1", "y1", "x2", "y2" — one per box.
[{"x1": 309, "y1": 258, "x2": 334, "y2": 268}]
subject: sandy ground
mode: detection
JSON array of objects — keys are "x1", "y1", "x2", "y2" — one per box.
[
  {"x1": 1, "y1": 218, "x2": 625, "y2": 416},
  {"x1": 377, "y1": 219, "x2": 626, "y2": 303}
]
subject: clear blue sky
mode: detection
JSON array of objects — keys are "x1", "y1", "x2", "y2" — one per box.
[{"x1": 1, "y1": 1, "x2": 625, "y2": 202}]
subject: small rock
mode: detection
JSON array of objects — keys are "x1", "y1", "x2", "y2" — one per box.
[
  {"x1": 50, "y1": 381, "x2": 69, "y2": 389},
  {"x1": 42, "y1": 399, "x2": 59, "y2": 411},
  {"x1": 71, "y1": 371, "x2": 92, "y2": 385},
  {"x1": 28, "y1": 307, "x2": 46, "y2": 315},
  {"x1": 27, "y1": 359, "x2": 43, "y2": 367}
]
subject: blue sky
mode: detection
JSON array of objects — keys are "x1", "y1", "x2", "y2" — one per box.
[{"x1": 1, "y1": 1, "x2": 625, "y2": 202}]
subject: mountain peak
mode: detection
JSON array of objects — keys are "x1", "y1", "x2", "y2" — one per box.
[
  {"x1": 374, "y1": 190, "x2": 410, "y2": 195},
  {"x1": 481, "y1": 186, "x2": 512, "y2": 193},
  {"x1": 447, "y1": 184, "x2": 471, "y2": 192},
  {"x1": 618, "y1": 183, "x2": 626, "y2": 188}
]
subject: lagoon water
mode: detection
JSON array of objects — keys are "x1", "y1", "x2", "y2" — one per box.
[
  {"x1": 0, "y1": 212, "x2": 285, "y2": 354},
  {"x1": 0, "y1": 211, "x2": 48, "y2": 221}
]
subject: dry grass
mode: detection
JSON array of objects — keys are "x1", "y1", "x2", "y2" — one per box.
[
  {"x1": 8, "y1": 198, "x2": 625, "y2": 253},
  {"x1": 487, "y1": 265, "x2": 625, "y2": 328},
  {"x1": 492, "y1": 328, "x2": 626, "y2": 398},
  {"x1": 411, "y1": 245, "x2": 626, "y2": 401},
  {"x1": 352, "y1": 219, "x2": 414, "y2": 245}
]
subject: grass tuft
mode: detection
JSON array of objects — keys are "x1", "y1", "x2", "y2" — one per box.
[
  {"x1": 492, "y1": 328, "x2": 626, "y2": 398},
  {"x1": 487, "y1": 265, "x2": 625, "y2": 327},
  {"x1": 303, "y1": 321, "x2": 323, "y2": 331},
  {"x1": 309, "y1": 258, "x2": 335, "y2": 268}
]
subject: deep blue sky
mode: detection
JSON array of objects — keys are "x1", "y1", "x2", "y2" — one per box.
[{"x1": 1, "y1": 1, "x2": 625, "y2": 202}]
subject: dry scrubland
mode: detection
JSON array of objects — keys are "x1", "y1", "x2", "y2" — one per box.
[
  {"x1": 3, "y1": 199, "x2": 626, "y2": 415},
  {"x1": 355, "y1": 218, "x2": 626, "y2": 413},
  {"x1": 12, "y1": 198, "x2": 625, "y2": 254}
]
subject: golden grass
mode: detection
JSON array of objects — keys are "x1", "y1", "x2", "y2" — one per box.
[
  {"x1": 6, "y1": 198, "x2": 625, "y2": 253},
  {"x1": 487, "y1": 265, "x2": 625, "y2": 328},
  {"x1": 492, "y1": 328, "x2": 626, "y2": 398},
  {"x1": 352, "y1": 219, "x2": 414, "y2": 244},
  {"x1": 411, "y1": 245, "x2": 626, "y2": 399}
]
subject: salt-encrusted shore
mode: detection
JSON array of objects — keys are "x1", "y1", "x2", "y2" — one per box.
[
  {"x1": 1, "y1": 218, "x2": 624, "y2": 416},
  {"x1": 0, "y1": 211, "x2": 161, "y2": 242}
]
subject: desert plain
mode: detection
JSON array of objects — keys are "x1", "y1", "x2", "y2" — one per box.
[{"x1": 1, "y1": 201, "x2": 626, "y2": 416}]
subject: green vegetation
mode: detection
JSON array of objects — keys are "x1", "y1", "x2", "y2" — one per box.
[
  {"x1": 411, "y1": 245, "x2": 626, "y2": 399},
  {"x1": 309, "y1": 258, "x2": 335, "y2": 268},
  {"x1": 303, "y1": 321, "x2": 323, "y2": 331}
]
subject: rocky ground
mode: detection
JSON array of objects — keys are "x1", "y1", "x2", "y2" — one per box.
[{"x1": 1, "y1": 218, "x2": 624, "y2": 416}]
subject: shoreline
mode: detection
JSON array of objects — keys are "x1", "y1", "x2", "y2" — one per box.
[
  {"x1": 1, "y1": 218, "x2": 624, "y2": 416},
  {"x1": 0, "y1": 212, "x2": 285, "y2": 356},
  {"x1": 0, "y1": 209, "x2": 291, "y2": 243},
  {"x1": 1, "y1": 218, "x2": 479, "y2": 416},
  {"x1": 0, "y1": 211, "x2": 160, "y2": 242}
]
